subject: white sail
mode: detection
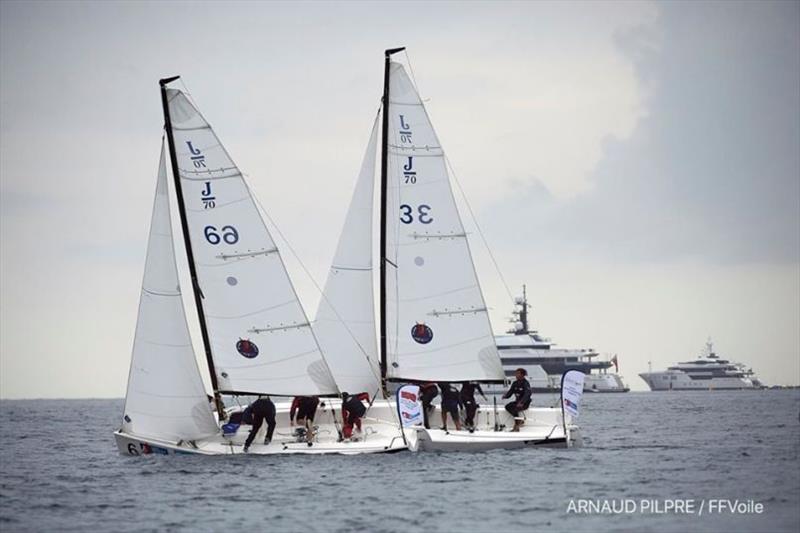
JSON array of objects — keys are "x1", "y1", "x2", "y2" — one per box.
[
  {"x1": 383, "y1": 63, "x2": 504, "y2": 383},
  {"x1": 314, "y1": 116, "x2": 381, "y2": 396},
  {"x1": 122, "y1": 143, "x2": 219, "y2": 442},
  {"x1": 165, "y1": 88, "x2": 338, "y2": 396}
]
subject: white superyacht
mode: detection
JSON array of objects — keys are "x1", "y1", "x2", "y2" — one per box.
[
  {"x1": 494, "y1": 287, "x2": 629, "y2": 393},
  {"x1": 639, "y1": 339, "x2": 763, "y2": 391}
]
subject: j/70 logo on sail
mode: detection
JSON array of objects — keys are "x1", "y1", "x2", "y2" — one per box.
[
  {"x1": 236, "y1": 339, "x2": 259, "y2": 358},
  {"x1": 411, "y1": 323, "x2": 433, "y2": 344}
]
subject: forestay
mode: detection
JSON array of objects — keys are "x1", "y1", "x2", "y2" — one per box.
[
  {"x1": 314, "y1": 116, "x2": 381, "y2": 396},
  {"x1": 383, "y1": 63, "x2": 504, "y2": 383},
  {"x1": 122, "y1": 144, "x2": 219, "y2": 442},
  {"x1": 165, "y1": 88, "x2": 338, "y2": 396}
]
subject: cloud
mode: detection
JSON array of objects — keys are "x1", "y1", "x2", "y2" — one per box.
[{"x1": 479, "y1": 1, "x2": 800, "y2": 265}]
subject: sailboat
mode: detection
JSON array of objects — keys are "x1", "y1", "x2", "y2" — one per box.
[
  {"x1": 114, "y1": 77, "x2": 406, "y2": 456},
  {"x1": 315, "y1": 49, "x2": 582, "y2": 452}
]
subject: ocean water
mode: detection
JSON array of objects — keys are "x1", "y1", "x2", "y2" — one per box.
[{"x1": 1, "y1": 391, "x2": 798, "y2": 533}]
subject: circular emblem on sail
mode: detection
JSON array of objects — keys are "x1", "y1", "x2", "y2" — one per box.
[
  {"x1": 411, "y1": 323, "x2": 433, "y2": 344},
  {"x1": 236, "y1": 339, "x2": 259, "y2": 358}
]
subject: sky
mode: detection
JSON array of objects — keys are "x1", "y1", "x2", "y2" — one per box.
[{"x1": 1, "y1": 0, "x2": 798, "y2": 398}]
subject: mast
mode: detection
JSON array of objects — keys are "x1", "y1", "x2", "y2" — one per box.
[
  {"x1": 379, "y1": 47, "x2": 405, "y2": 396},
  {"x1": 159, "y1": 76, "x2": 224, "y2": 415},
  {"x1": 519, "y1": 284, "x2": 529, "y2": 333}
]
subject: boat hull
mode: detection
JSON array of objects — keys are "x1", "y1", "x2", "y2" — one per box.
[
  {"x1": 639, "y1": 372, "x2": 756, "y2": 391},
  {"x1": 114, "y1": 430, "x2": 407, "y2": 456},
  {"x1": 115, "y1": 400, "x2": 407, "y2": 456},
  {"x1": 407, "y1": 404, "x2": 580, "y2": 452},
  {"x1": 114, "y1": 400, "x2": 582, "y2": 455},
  {"x1": 412, "y1": 428, "x2": 572, "y2": 452}
]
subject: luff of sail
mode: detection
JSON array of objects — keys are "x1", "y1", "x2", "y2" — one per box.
[
  {"x1": 164, "y1": 88, "x2": 338, "y2": 396},
  {"x1": 383, "y1": 62, "x2": 504, "y2": 383},
  {"x1": 121, "y1": 143, "x2": 218, "y2": 442},
  {"x1": 314, "y1": 116, "x2": 381, "y2": 396}
]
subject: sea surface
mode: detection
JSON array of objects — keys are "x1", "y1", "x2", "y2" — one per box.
[{"x1": 1, "y1": 391, "x2": 799, "y2": 533}]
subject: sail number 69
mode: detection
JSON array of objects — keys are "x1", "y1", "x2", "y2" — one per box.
[
  {"x1": 400, "y1": 204, "x2": 433, "y2": 224},
  {"x1": 204, "y1": 225, "x2": 239, "y2": 245}
]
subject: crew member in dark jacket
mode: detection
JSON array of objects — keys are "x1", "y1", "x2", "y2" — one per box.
[
  {"x1": 460, "y1": 382, "x2": 487, "y2": 430},
  {"x1": 438, "y1": 382, "x2": 462, "y2": 431},
  {"x1": 243, "y1": 396, "x2": 276, "y2": 452},
  {"x1": 290, "y1": 395, "x2": 320, "y2": 443},
  {"x1": 341, "y1": 392, "x2": 370, "y2": 440},
  {"x1": 503, "y1": 368, "x2": 532, "y2": 432},
  {"x1": 419, "y1": 382, "x2": 439, "y2": 429},
  {"x1": 290, "y1": 396, "x2": 320, "y2": 426}
]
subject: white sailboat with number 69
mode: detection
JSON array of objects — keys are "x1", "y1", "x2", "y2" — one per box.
[{"x1": 113, "y1": 77, "x2": 406, "y2": 456}]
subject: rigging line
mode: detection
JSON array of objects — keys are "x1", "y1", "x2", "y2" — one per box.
[
  {"x1": 243, "y1": 175, "x2": 382, "y2": 387},
  {"x1": 444, "y1": 153, "x2": 516, "y2": 306},
  {"x1": 403, "y1": 50, "x2": 420, "y2": 94}
]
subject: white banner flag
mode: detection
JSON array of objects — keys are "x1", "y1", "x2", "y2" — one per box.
[
  {"x1": 561, "y1": 370, "x2": 585, "y2": 419},
  {"x1": 396, "y1": 384, "x2": 423, "y2": 427}
]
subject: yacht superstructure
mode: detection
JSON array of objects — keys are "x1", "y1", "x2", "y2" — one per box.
[
  {"x1": 493, "y1": 287, "x2": 629, "y2": 393},
  {"x1": 639, "y1": 339, "x2": 763, "y2": 391}
]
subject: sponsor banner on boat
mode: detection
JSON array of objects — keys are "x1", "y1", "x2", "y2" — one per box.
[
  {"x1": 396, "y1": 384, "x2": 423, "y2": 427},
  {"x1": 561, "y1": 370, "x2": 585, "y2": 418}
]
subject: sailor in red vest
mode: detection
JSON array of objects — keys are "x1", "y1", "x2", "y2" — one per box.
[{"x1": 340, "y1": 392, "x2": 370, "y2": 440}]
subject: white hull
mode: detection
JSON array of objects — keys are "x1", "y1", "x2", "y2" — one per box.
[
  {"x1": 639, "y1": 372, "x2": 755, "y2": 391},
  {"x1": 582, "y1": 373, "x2": 629, "y2": 392},
  {"x1": 495, "y1": 336, "x2": 628, "y2": 393},
  {"x1": 407, "y1": 404, "x2": 580, "y2": 452},
  {"x1": 412, "y1": 427, "x2": 574, "y2": 452},
  {"x1": 520, "y1": 372, "x2": 628, "y2": 393},
  {"x1": 115, "y1": 399, "x2": 581, "y2": 455},
  {"x1": 115, "y1": 400, "x2": 407, "y2": 456}
]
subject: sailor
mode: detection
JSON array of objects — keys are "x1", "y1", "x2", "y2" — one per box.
[
  {"x1": 340, "y1": 392, "x2": 370, "y2": 440},
  {"x1": 290, "y1": 396, "x2": 320, "y2": 442},
  {"x1": 419, "y1": 382, "x2": 439, "y2": 429},
  {"x1": 503, "y1": 368, "x2": 532, "y2": 432},
  {"x1": 459, "y1": 382, "x2": 487, "y2": 430},
  {"x1": 242, "y1": 396, "x2": 276, "y2": 452},
  {"x1": 438, "y1": 382, "x2": 462, "y2": 431}
]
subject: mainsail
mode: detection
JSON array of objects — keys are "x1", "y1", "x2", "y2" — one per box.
[
  {"x1": 121, "y1": 143, "x2": 219, "y2": 442},
  {"x1": 314, "y1": 116, "x2": 381, "y2": 396},
  {"x1": 383, "y1": 62, "x2": 504, "y2": 383},
  {"x1": 164, "y1": 87, "x2": 338, "y2": 396}
]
